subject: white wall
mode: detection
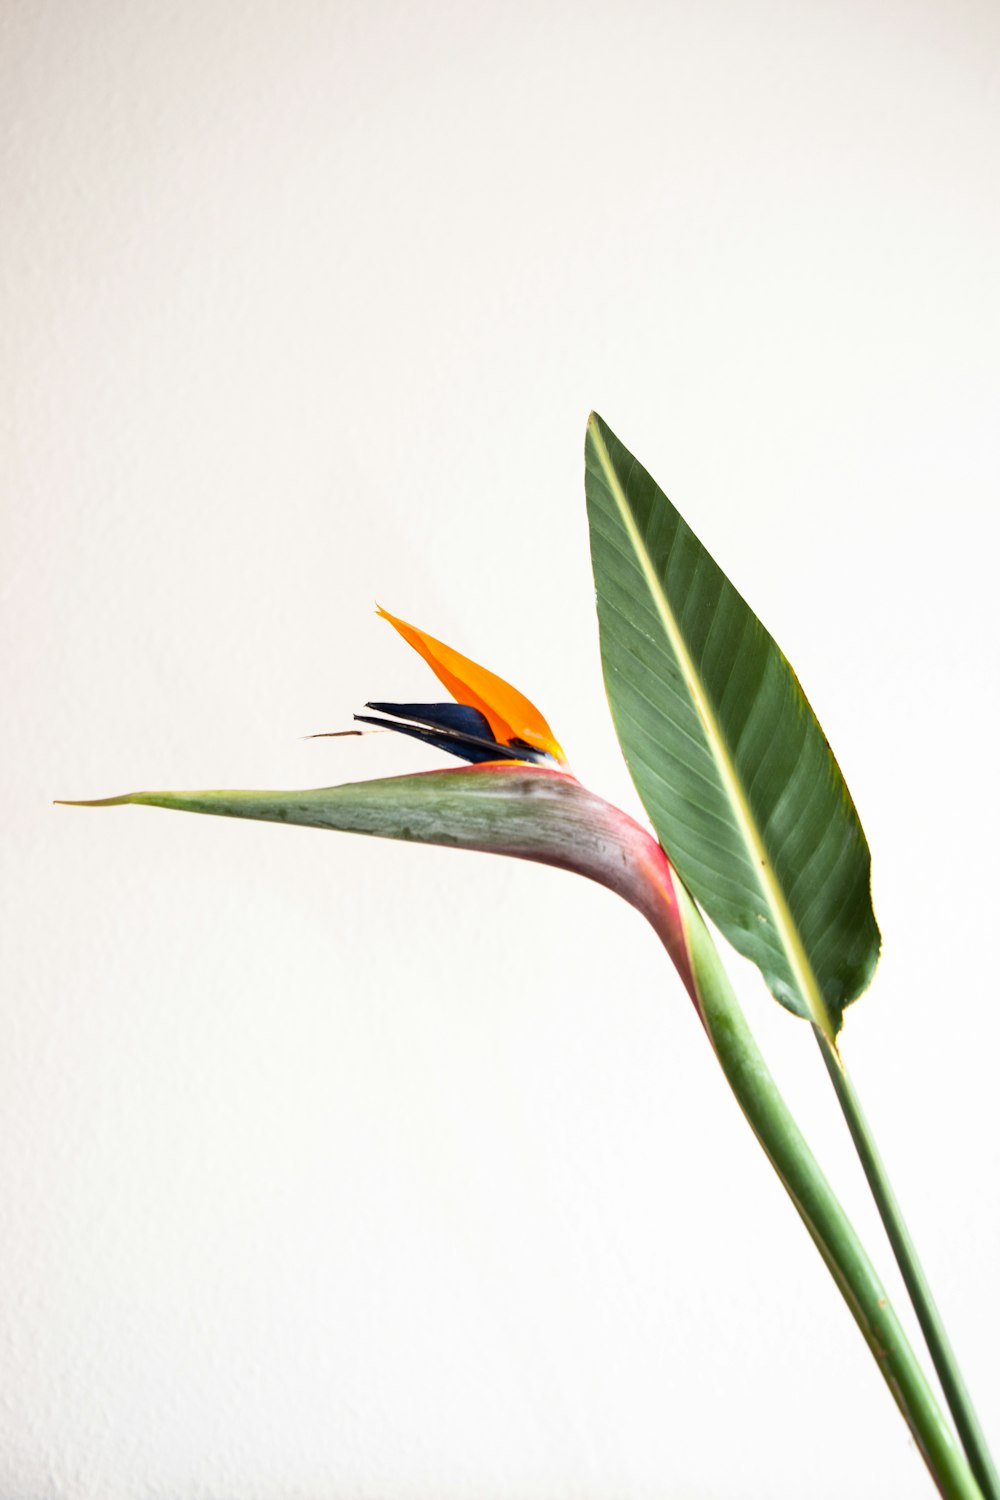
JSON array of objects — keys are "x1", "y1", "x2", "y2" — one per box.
[{"x1": 3, "y1": 2, "x2": 999, "y2": 1496}]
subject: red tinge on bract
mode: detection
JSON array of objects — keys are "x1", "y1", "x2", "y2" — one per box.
[{"x1": 377, "y1": 606, "x2": 566, "y2": 764}]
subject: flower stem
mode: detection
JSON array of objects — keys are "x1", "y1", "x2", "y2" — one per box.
[
  {"x1": 816, "y1": 1032, "x2": 999, "y2": 1500},
  {"x1": 665, "y1": 883, "x2": 983, "y2": 1499}
]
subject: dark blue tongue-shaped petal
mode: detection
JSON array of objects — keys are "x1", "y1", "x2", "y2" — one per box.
[
  {"x1": 368, "y1": 703, "x2": 495, "y2": 739},
  {"x1": 360, "y1": 701, "x2": 541, "y2": 765}
]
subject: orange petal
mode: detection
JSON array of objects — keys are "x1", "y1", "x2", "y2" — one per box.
[{"x1": 376, "y1": 606, "x2": 565, "y2": 763}]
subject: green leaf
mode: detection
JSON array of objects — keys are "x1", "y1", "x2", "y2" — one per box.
[{"x1": 585, "y1": 412, "x2": 879, "y2": 1038}]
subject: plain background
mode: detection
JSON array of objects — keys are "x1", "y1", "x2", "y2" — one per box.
[{"x1": 3, "y1": 2, "x2": 999, "y2": 1496}]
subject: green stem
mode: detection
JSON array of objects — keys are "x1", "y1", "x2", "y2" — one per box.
[
  {"x1": 667, "y1": 885, "x2": 983, "y2": 1500},
  {"x1": 816, "y1": 1032, "x2": 999, "y2": 1500}
]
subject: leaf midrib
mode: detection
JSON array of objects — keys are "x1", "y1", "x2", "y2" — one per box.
[{"x1": 588, "y1": 416, "x2": 833, "y2": 1040}]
